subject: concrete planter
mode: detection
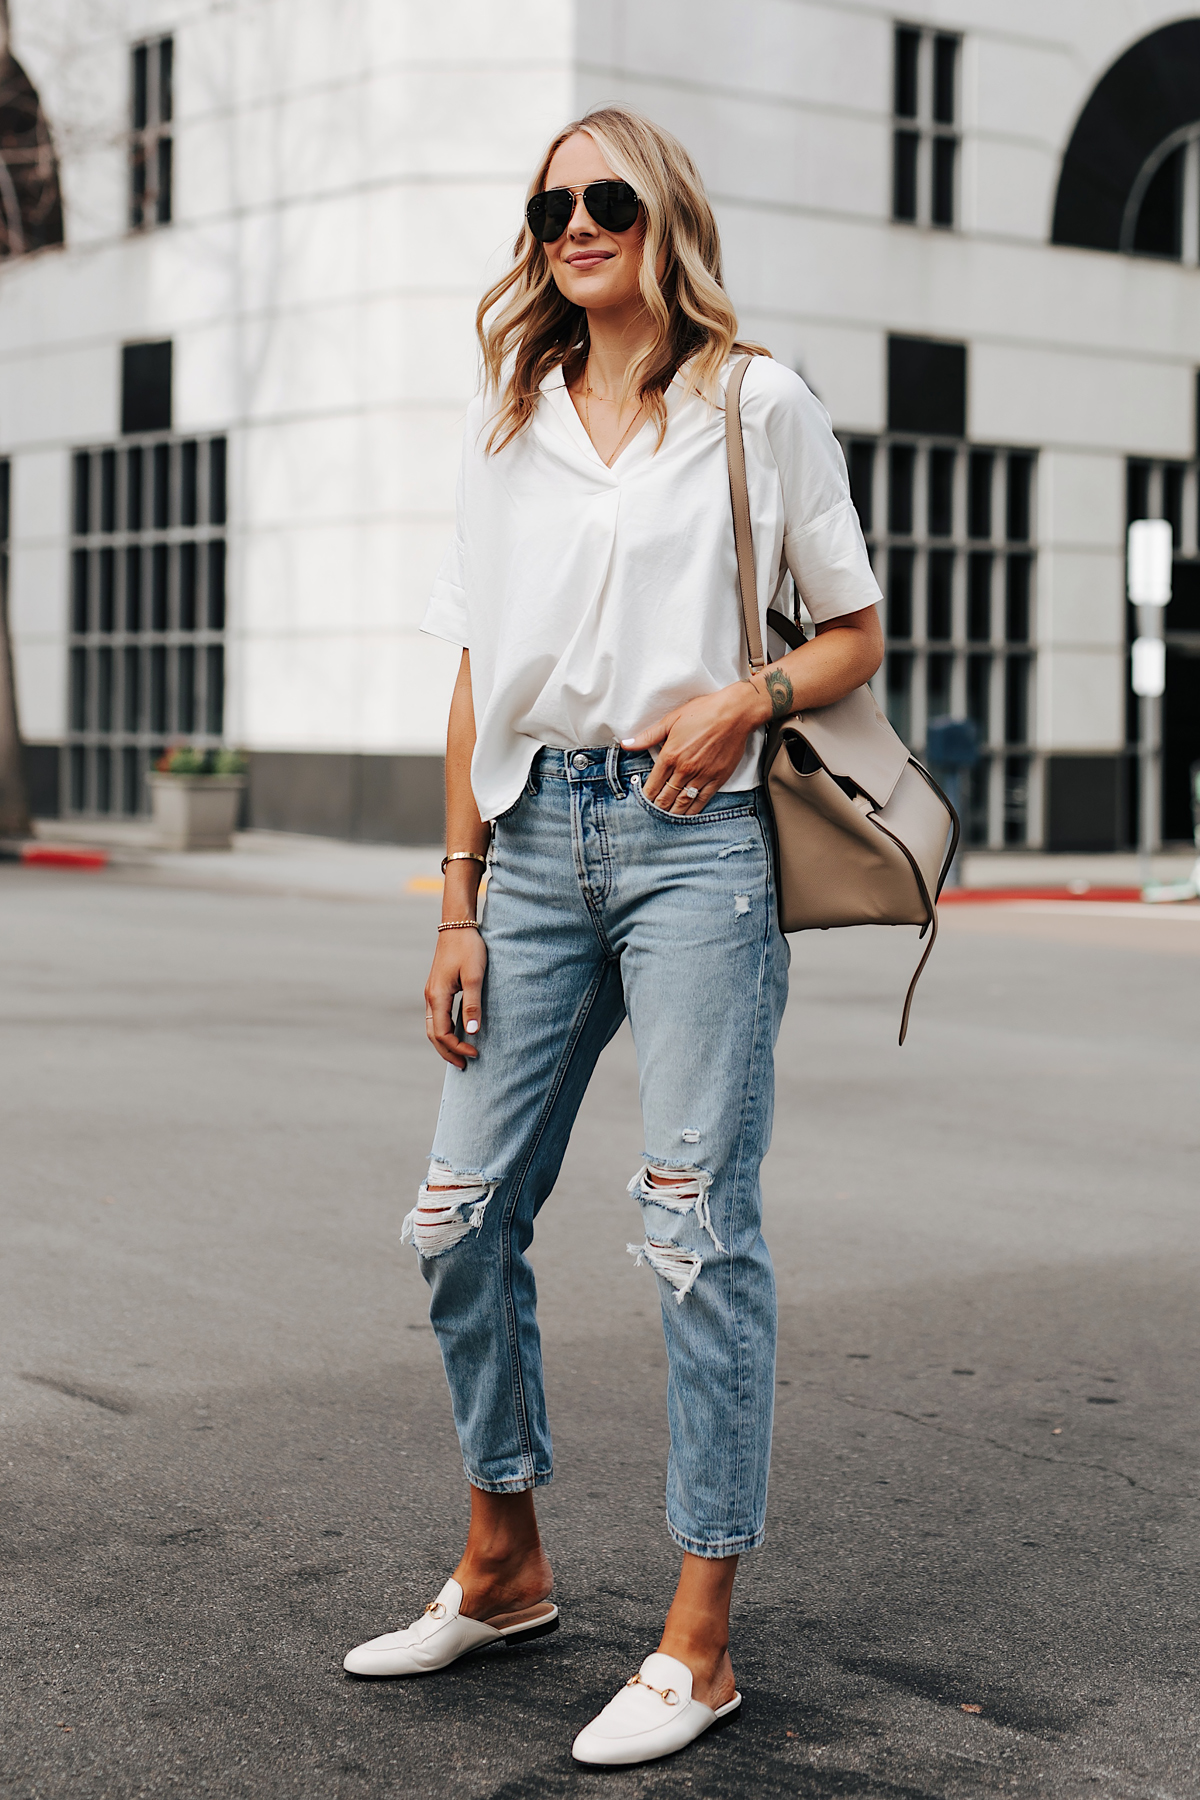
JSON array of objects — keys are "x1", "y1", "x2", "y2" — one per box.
[{"x1": 149, "y1": 773, "x2": 246, "y2": 850}]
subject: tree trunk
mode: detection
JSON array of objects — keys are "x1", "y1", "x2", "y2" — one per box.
[{"x1": 0, "y1": 557, "x2": 31, "y2": 839}]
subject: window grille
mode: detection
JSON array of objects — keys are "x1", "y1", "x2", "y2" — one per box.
[
  {"x1": 129, "y1": 36, "x2": 173, "y2": 229},
  {"x1": 65, "y1": 434, "x2": 227, "y2": 818},
  {"x1": 1120, "y1": 127, "x2": 1200, "y2": 263},
  {"x1": 893, "y1": 24, "x2": 959, "y2": 229},
  {"x1": 842, "y1": 435, "x2": 1039, "y2": 846}
]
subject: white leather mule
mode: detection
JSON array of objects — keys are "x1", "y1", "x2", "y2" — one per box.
[
  {"x1": 342, "y1": 1577, "x2": 558, "y2": 1677},
  {"x1": 571, "y1": 1651, "x2": 741, "y2": 1766}
]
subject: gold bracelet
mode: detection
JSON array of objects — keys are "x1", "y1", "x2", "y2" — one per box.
[
  {"x1": 437, "y1": 919, "x2": 480, "y2": 933},
  {"x1": 441, "y1": 850, "x2": 488, "y2": 873}
]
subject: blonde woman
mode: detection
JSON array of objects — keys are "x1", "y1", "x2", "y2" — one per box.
[{"x1": 344, "y1": 107, "x2": 883, "y2": 1766}]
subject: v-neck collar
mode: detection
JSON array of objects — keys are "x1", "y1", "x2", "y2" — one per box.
[{"x1": 539, "y1": 370, "x2": 657, "y2": 477}]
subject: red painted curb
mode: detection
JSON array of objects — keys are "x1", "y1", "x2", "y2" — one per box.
[
  {"x1": 21, "y1": 845, "x2": 109, "y2": 870},
  {"x1": 940, "y1": 886, "x2": 1141, "y2": 905}
]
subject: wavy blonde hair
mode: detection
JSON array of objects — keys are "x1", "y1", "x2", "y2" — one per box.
[{"x1": 478, "y1": 105, "x2": 768, "y2": 453}]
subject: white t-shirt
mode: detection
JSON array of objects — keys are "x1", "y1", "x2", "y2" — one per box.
[{"x1": 422, "y1": 355, "x2": 882, "y2": 823}]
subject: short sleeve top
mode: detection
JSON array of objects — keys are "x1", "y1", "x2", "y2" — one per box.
[{"x1": 422, "y1": 355, "x2": 882, "y2": 822}]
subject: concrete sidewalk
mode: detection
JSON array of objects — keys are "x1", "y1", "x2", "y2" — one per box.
[
  {"x1": 31, "y1": 820, "x2": 446, "y2": 903},
  {"x1": 29, "y1": 816, "x2": 1200, "y2": 903}
]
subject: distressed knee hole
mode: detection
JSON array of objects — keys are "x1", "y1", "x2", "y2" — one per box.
[
  {"x1": 627, "y1": 1162, "x2": 724, "y2": 1251},
  {"x1": 627, "y1": 1239, "x2": 704, "y2": 1302},
  {"x1": 401, "y1": 1161, "x2": 496, "y2": 1257}
]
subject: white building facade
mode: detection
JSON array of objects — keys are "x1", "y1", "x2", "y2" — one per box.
[{"x1": 3, "y1": 0, "x2": 1200, "y2": 847}]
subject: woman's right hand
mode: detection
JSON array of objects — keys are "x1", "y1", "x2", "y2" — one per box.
[{"x1": 425, "y1": 927, "x2": 488, "y2": 1069}]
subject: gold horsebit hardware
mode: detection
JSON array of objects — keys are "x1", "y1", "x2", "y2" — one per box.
[
  {"x1": 424, "y1": 1601, "x2": 448, "y2": 1620},
  {"x1": 626, "y1": 1674, "x2": 680, "y2": 1705}
]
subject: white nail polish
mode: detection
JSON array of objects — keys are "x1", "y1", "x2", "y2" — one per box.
[{"x1": 465, "y1": 1020, "x2": 479, "y2": 1034}]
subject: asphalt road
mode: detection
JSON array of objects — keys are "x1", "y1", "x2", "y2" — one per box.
[{"x1": 2, "y1": 858, "x2": 1198, "y2": 1800}]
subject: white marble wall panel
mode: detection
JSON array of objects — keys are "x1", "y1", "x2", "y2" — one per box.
[
  {"x1": 1036, "y1": 649, "x2": 1125, "y2": 752},
  {"x1": 968, "y1": 31, "x2": 1076, "y2": 151},
  {"x1": 972, "y1": 343, "x2": 1192, "y2": 459},
  {"x1": 8, "y1": 451, "x2": 69, "y2": 546},
  {"x1": 1035, "y1": 549, "x2": 1125, "y2": 652},
  {"x1": 8, "y1": 540, "x2": 67, "y2": 642},
  {"x1": 0, "y1": 340, "x2": 115, "y2": 452},
  {"x1": 577, "y1": 0, "x2": 890, "y2": 117},
  {"x1": 239, "y1": 410, "x2": 464, "y2": 532},
  {"x1": 238, "y1": 626, "x2": 458, "y2": 751},
  {"x1": 967, "y1": 139, "x2": 1057, "y2": 243},
  {"x1": 170, "y1": 297, "x2": 474, "y2": 435},
  {"x1": 577, "y1": 75, "x2": 889, "y2": 221},
  {"x1": 751, "y1": 320, "x2": 884, "y2": 437},
  {"x1": 236, "y1": 518, "x2": 450, "y2": 638},
  {"x1": 1039, "y1": 453, "x2": 1125, "y2": 553},
  {"x1": 9, "y1": 638, "x2": 66, "y2": 742}
]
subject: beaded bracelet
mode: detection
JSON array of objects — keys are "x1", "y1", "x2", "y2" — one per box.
[{"x1": 437, "y1": 919, "x2": 481, "y2": 933}]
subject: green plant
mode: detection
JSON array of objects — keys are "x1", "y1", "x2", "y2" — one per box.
[
  {"x1": 158, "y1": 745, "x2": 206, "y2": 775},
  {"x1": 156, "y1": 745, "x2": 248, "y2": 776}
]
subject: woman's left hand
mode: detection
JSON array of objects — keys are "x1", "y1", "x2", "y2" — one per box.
[{"x1": 623, "y1": 682, "x2": 766, "y2": 814}]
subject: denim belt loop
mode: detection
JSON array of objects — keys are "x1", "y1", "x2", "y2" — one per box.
[{"x1": 606, "y1": 741, "x2": 625, "y2": 798}]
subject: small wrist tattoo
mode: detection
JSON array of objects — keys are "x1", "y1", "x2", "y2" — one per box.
[{"x1": 763, "y1": 666, "x2": 794, "y2": 719}]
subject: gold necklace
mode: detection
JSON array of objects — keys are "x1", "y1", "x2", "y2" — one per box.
[{"x1": 581, "y1": 361, "x2": 642, "y2": 465}]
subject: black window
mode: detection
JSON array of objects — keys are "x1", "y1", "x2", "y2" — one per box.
[
  {"x1": 967, "y1": 452, "x2": 993, "y2": 540},
  {"x1": 888, "y1": 547, "x2": 914, "y2": 638},
  {"x1": 926, "y1": 550, "x2": 954, "y2": 639},
  {"x1": 967, "y1": 553, "x2": 992, "y2": 640},
  {"x1": 1052, "y1": 21, "x2": 1200, "y2": 257},
  {"x1": 1163, "y1": 463, "x2": 1185, "y2": 546},
  {"x1": 121, "y1": 342, "x2": 172, "y2": 435},
  {"x1": 932, "y1": 137, "x2": 956, "y2": 229},
  {"x1": 888, "y1": 336, "x2": 967, "y2": 439},
  {"x1": 892, "y1": 25, "x2": 959, "y2": 229},
  {"x1": 65, "y1": 432, "x2": 229, "y2": 818},
  {"x1": 1126, "y1": 459, "x2": 1151, "y2": 526},
  {"x1": 130, "y1": 36, "x2": 173, "y2": 230},
  {"x1": 1006, "y1": 453, "x2": 1034, "y2": 543},
  {"x1": 894, "y1": 28, "x2": 920, "y2": 117},
  {"x1": 928, "y1": 446, "x2": 955, "y2": 536},
  {"x1": 893, "y1": 131, "x2": 919, "y2": 223},
  {"x1": 933, "y1": 36, "x2": 957, "y2": 125},
  {"x1": 1131, "y1": 145, "x2": 1184, "y2": 259},
  {"x1": 847, "y1": 440, "x2": 876, "y2": 534},
  {"x1": 888, "y1": 443, "x2": 916, "y2": 535}
]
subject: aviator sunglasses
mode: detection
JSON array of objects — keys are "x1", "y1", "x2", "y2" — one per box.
[{"x1": 525, "y1": 180, "x2": 641, "y2": 244}]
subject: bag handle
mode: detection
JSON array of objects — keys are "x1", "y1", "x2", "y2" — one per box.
[{"x1": 724, "y1": 356, "x2": 766, "y2": 672}]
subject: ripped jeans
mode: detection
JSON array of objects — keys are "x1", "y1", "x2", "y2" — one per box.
[{"x1": 403, "y1": 745, "x2": 789, "y2": 1557}]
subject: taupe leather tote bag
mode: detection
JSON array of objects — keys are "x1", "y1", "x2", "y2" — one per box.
[{"x1": 725, "y1": 356, "x2": 959, "y2": 1044}]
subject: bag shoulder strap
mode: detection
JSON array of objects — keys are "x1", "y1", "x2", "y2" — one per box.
[{"x1": 725, "y1": 356, "x2": 766, "y2": 672}]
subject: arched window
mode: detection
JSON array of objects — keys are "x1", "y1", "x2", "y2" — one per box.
[
  {"x1": 1052, "y1": 19, "x2": 1200, "y2": 262},
  {"x1": 0, "y1": 35, "x2": 64, "y2": 259}
]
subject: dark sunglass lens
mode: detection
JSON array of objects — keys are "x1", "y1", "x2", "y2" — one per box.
[
  {"x1": 585, "y1": 181, "x2": 639, "y2": 231},
  {"x1": 526, "y1": 188, "x2": 573, "y2": 242}
]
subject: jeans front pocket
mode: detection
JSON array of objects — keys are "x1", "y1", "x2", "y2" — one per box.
[{"x1": 629, "y1": 773, "x2": 758, "y2": 826}]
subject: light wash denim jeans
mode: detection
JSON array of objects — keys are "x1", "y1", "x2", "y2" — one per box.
[{"x1": 403, "y1": 745, "x2": 789, "y2": 1557}]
